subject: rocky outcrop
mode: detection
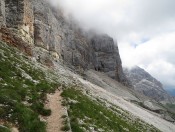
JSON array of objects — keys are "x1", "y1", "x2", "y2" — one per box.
[
  {"x1": 0, "y1": 0, "x2": 129, "y2": 85},
  {"x1": 90, "y1": 34, "x2": 130, "y2": 85},
  {"x1": 124, "y1": 66, "x2": 174, "y2": 102}
]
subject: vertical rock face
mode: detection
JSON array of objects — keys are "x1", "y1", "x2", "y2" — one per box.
[
  {"x1": 0, "y1": 0, "x2": 5, "y2": 40},
  {"x1": 5, "y1": 0, "x2": 34, "y2": 44},
  {"x1": 91, "y1": 35, "x2": 118, "y2": 73},
  {"x1": 5, "y1": 0, "x2": 22, "y2": 28},
  {"x1": 32, "y1": 0, "x2": 62, "y2": 65},
  {"x1": 32, "y1": 0, "x2": 94, "y2": 69},
  {"x1": 33, "y1": 0, "x2": 61, "y2": 52},
  {"x1": 0, "y1": 0, "x2": 6, "y2": 27},
  {"x1": 90, "y1": 34, "x2": 129, "y2": 85},
  {"x1": 0, "y1": 0, "x2": 34, "y2": 55},
  {"x1": 60, "y1": 30, "x2": 93, "y2": 69},
  {"x1": 0, "y1": 0, "x2": 129, "y2": 85}
]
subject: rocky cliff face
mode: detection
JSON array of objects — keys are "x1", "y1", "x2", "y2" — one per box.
[
  {"x1": 124, "y1": 66, "x2": 174, "y2": 102},
  {"x1": 90, "y1": 34, "x2": 129, "y2": 84},
  {"x1": 0, "y1": 0, "x2": 129, "y2": 85}
]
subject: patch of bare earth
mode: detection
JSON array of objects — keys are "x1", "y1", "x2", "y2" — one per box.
[{"x1": 45, "y1": 90, "x2": 66, "y2": 132}]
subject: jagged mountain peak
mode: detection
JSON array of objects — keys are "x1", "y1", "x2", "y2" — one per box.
[{"x1": 124, "y1": 66, "x2": 175, "y2": 103}]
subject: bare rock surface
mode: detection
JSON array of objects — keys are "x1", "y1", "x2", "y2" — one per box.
[
  {"x1": 0, "y1": 0, "x2": 129, "y2": 85},
  {"x1": 124, "y1": 66, "x2": 175, "y2": 103},
  {"x1": 89, "y1": 34, "x2": 130, "y2": 85},
  {"x1": 85, "y1": 70, "x2": 144, "y2": 101}
]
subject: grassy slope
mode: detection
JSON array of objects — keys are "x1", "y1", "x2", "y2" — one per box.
[
  {"x1": 0, "y1": 41, "x2": 60, "y2": 132},
  {"x1": 0, "y1": 41, "x2": 161, "y2": 132},
  {"x1": 61, "y1": 88, "x2": 160, "y2": 132}
]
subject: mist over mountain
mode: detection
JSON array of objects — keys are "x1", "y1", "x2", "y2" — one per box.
[
  {"x1": 49, "y1": 0, "x2": 175, "y2": 92},
  {"x1": 0, "y1": 0, "x2": 175, "y2": 131}
]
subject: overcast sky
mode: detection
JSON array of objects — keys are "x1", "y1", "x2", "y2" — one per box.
[{"x1": 49, "y1": 0, "x2": 175, "y2": 90}]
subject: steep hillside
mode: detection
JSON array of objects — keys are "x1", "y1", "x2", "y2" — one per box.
[
  {"x1": 0, "y1": 41, "x2": 166, "y2": 132},
  {"x1": 1, "y1": 0, "x2": 175, "y2": 132}
]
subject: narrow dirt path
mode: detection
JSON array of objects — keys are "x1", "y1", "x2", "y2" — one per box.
[{"x1": 46, "y1": 90, "x2": 66, "y2": 132}]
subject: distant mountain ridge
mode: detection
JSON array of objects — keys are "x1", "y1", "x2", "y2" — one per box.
[{"x1": 124, "y1": 66, "x2": 175, "y2": 103}]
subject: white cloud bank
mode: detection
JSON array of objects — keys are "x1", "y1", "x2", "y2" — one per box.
[
  {"x1": 49, "y1": 0, "x2": 175, "y2": 89},
  {"x1": 120, "y1": 32, "x2": 175, "y2": 89}
]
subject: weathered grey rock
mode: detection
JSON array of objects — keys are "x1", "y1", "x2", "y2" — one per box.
[
  {"x1": 89, "y1": 34, "x2": 130, "y2": 85},
  {"x1": 124, "y1": 66, "x2": 174, "y2": 102},
  {"x1": 0, "y1": 0, "x2": 34, "y2": 56},
  {"x1": 5, "y1": 0, "x2": 34, "y2": 35},
  {"x1": 60, "y1": 29, "x2": 94, "y2": 70},
  {"x1": 0, "y1": 0, "x2": 34, "y2": 45},
  {"x1": 0, "y1": 0, "x2": 6, "y2": 27},
  {"x1": 0, "y1": 0, "x2": 129, "y2": 85},
  {"x1": 31, "y1": 0, "x2": 129, "y2": 84}
]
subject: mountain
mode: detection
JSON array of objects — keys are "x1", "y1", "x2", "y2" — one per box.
[
  {"x1": 0, "y1": 41, "x2": 166, "y2": 132},
  {"x1": 124, "y1": 66, "x2": 174, "y2": 103},
  {"x1": 0, "y1": 0, "x2": 130, "y2": 86},
  {"x1": 0, "y1": 0, "x2": 175, "y2": 131}
]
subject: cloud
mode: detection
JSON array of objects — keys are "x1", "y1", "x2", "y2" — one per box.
[
  {"x1": 49, "y1": 0, "x2": 175, "y2": 89},
  {"x1": 120, "y1": 32, "x2": 175, "y2": 89},
  {"x1": 49, "y1": 0, "x2": 175, "y2": 40}
]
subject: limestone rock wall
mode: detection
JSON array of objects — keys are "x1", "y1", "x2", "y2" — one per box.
[
  {"x1": 0, "y1": 0, "x2": 34, "y2": 56},
  {"x1": 0, "y1": 0, "x2": 129, "y2": 85},
  {"x1": 0, "y1": 0, "x2": 6, "y2": 27},
  {"x1": 5, "y1": 0, "x2": 34, "y2": 44},
  {"x1": 90, "y1": 34, "x2": 129, "y2": 85}
]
